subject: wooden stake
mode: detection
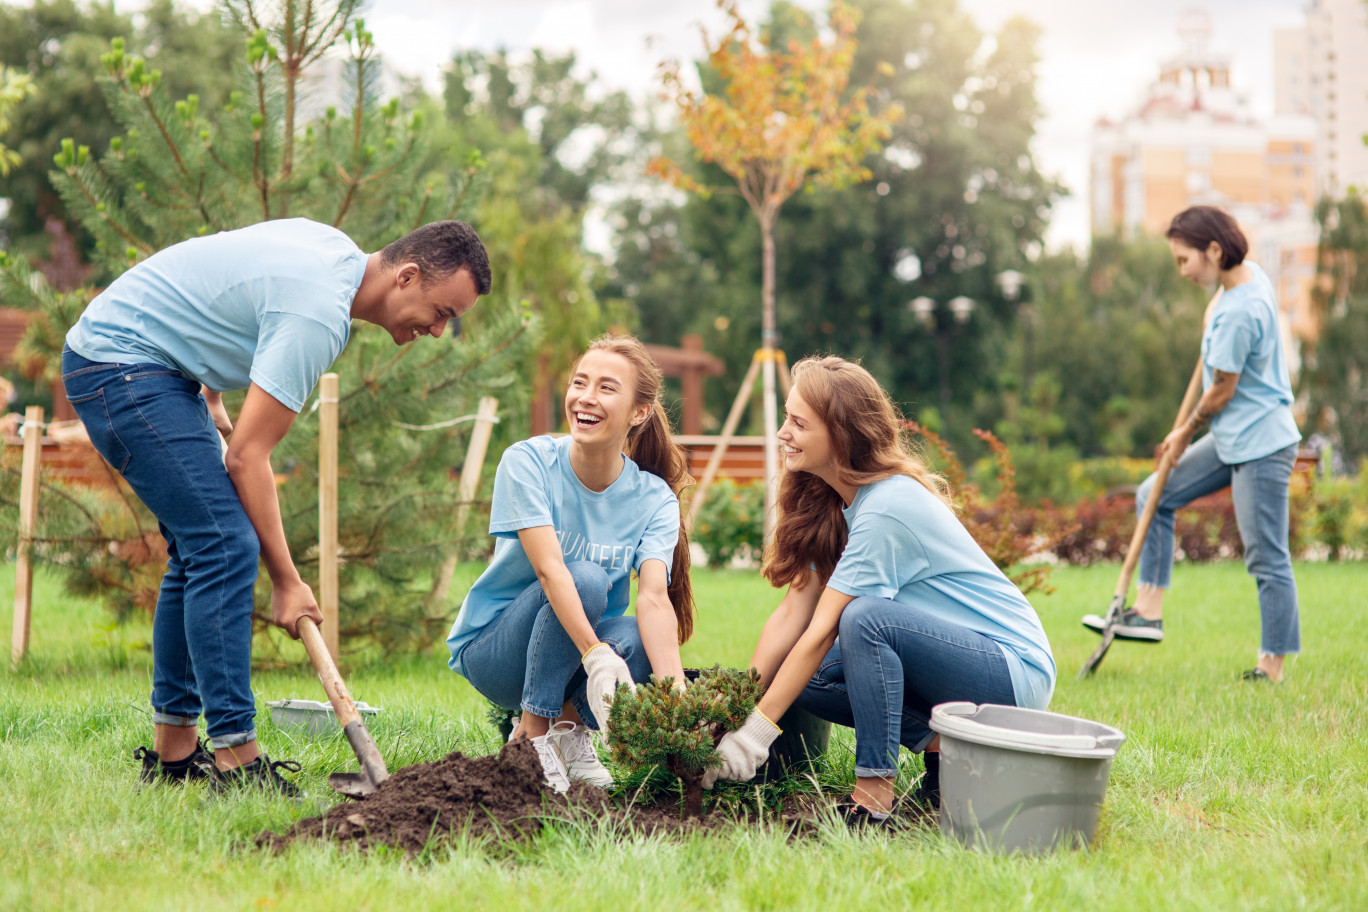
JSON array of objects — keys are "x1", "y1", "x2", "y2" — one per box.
[
  {"x1": 456, "y1": 397, "x2": 500, "y2": 510},
  {"x1": 688, "y1": 353, "x2": 763, "y2": 524},
  {"x1": 318, "y1": 373, "x2": 339, "y2": 664},
  {"x1": 12, "y1": 406, "x2": 43, "y2": 667},
  {"x1": 427, "y1": 397, "x2": 500, "y2": 609}
]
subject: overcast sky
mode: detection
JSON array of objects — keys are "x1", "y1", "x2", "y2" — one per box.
[
  {"x1": 358, "y1": 0, "x2": 1307, "y2": 252},
  {"x1": 125, "y1": 1, "x2": 1303, "y2": 250}
]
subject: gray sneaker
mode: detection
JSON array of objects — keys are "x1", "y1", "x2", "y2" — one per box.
[
  {"x1": 549, "y1": 721, "x2": 614, "y2": 788},
  {"x1": 1082, "y1": 608, "x2": 1164, "y2": 642}
]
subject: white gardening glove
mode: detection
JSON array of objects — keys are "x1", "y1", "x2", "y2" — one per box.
[
  {"x1": 582, "y1": 642, "x2": 635, "y2": 731},
  {"x1": 702, "y1": 709, "x2": 782, "y2": 790}
]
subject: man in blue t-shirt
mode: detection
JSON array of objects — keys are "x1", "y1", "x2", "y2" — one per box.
[{"x1": 62, "y1": 218, "x2": 490, "y2": 793}]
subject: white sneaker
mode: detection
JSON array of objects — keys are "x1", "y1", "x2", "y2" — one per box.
[
  {"x1": 528, "y1": 731, "x2": 571, "y2": 794},
  {"x1": 550, "y1": 720, "x2": 615, "y2": 789}
]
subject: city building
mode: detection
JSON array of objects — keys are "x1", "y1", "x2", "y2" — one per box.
[
  {"x1": 1090, "y1": 10, "x2": 1320, "y2": 370},
  {"x1": 1274, "y1": 0, "x2": 1368, "y2": 197}
]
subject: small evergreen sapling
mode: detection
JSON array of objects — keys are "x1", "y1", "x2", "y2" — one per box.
[{"x1": 606, "y1": 665, "x2": 764, "y2": 819}]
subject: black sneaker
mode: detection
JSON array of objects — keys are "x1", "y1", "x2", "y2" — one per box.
[
  {"x1": 1081, "y1": 608, "x2": 1164, "y2": 642},
  {"x1": 837, "y1": 797, "x2": 905, "y2": 832},
  {"x1": 211, "y1": 753, "x2": 304, "y2": 798},
  {"x1": 134, "y1": 740, "x2": 215, "y2": 784}
]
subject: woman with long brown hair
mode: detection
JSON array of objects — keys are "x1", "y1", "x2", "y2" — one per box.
[
  {"x1": 446, "y1": 334, "x2": 694, "y2": 791},
  {"x1": 704, "y1": 356, "x2": 1055, "y2": 826}
]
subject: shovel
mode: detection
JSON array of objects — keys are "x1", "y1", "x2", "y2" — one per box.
[
  {"x1": 1077, "y1": 355, "x2": 1205, "y2": 679},
  {"x1": 298, "y1": 616, "x2": 390, "y2": 797}
]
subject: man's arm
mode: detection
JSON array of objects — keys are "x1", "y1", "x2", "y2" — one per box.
[
  {"x1": 224, "y1": 382, "x2": 320, "y2": 638},
  {"x1": 202, "y1": 387, "x2": 233, "y2": 437}
]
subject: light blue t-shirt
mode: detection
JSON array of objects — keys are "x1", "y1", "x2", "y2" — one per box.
[
  {"x1": 446, "y1": 435, "x2": 681, "y2": 676},
  {"x1": 825, "y1": 475, "x2": 1056, "y2": 710},
  {"x1": 1201, "y1": 262, "x2": 1301, "y2": 463},
  {"x1": 66, "y1": 218, "x2": 364, "y2": 412}
]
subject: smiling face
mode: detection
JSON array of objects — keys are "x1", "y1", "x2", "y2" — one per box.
[
  {"x1": 1168, "y1": 237, "x2": 1222, "y2": 289},
  {"x1": 384, "y1": 265, "x2": 480, "y2": 346},
  {"x1": 778, "y1": 388, "x2": 839, "y2": 481},
  {"x1": 564, "y1": 349, "x2": 650, "y2": 449}
]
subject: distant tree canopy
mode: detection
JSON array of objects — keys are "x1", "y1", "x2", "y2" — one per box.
[
  {"x1": 603, "y1": 0, "x2": 1064, "y2": 453},
  {"x1": 437, "y1": 47, "x2": 638, "y2": 432},
  {"x1": 0, "y1": 0, "x2": 239, "y2": 260},
  {"x1": 1304, "y1": 192, "x2": 1368, "y2": 467}
]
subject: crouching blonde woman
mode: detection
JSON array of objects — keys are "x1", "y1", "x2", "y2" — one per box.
[
  {"x1": 446, "y1": 334, "x2": 694, "y2": 791},
  {"x1": 705, "y1": 356, "x2": 1056, "y2": 827}
]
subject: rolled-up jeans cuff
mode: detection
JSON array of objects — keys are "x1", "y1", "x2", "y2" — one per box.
[
  {"x1": 152, "y1": 712, "x2": 198, "y2": 728},
  {"x1": 519, "y1": 700, "x2": 563, "y2": 721},
  {"x1": 853, "y1": 765, "x2": 899, "y2": 779},
  {"x1": 209, "y1": 729, "x2": 256, "y2": 750}
]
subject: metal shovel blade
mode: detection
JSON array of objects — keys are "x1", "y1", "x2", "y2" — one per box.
[
  {"x1": 327, "y1": 718, "x2": 391, "y2": 799},
  {"x1": 329, "y1": 771, "x2": 380, "y2": 799},
  {"x1": 1077, "y1": 594, "x2": 1126, "y2": 679}
]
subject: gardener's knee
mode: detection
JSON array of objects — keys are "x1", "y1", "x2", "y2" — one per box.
[
  {"x1": 838, "y1": 598, "x2": 885, "y2": 645},
  {"x1": 565, "y1": 560, "x2": 611, "y2": 614}
]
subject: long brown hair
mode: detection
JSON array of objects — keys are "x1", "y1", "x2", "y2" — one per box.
[
  {"x1": 763, "y1": 356, "x2": 950, "y2": 590},
  {"x1": 576, "y1": 334, "x2": 696, "y2": 643}
]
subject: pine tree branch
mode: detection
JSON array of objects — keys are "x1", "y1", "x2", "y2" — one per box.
[
  {"x1": 67, "y1": 168, "x2": 153, "y2": 254},
  {"x1": 138, "y1": 93, "x2": 189, "y2": 178}
]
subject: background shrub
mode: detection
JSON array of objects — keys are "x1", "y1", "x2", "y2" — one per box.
[{"x1": 690, "y1": 478, "x2": 764, "y2": 569}]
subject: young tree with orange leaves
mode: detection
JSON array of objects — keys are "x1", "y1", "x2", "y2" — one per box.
[{"x1": 651, "y1": 0, "x2": 901, "y2": 530}]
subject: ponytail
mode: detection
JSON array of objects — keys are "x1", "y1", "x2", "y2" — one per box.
[{"x1": 627, "y1": 402, "x2": 696, "y2": 643}]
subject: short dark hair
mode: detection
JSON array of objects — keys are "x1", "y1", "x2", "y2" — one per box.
[
  {"x1": 1165, "y1": 206, "x2": 1248, "y2": 269},
  {"x1": 380, "y1": 220, "x2": 492, "y2": 295}
]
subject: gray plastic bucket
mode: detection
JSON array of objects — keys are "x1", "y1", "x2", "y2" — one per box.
[
  {"x1": 930, "y1": 701, "x2": 1125, "y2": 854},
  {"x1": 267, "y1": 698, "x2": 382, "y2": 739}
]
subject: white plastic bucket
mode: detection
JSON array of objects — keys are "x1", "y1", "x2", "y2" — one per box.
[{"x1": 930, "y1": 701, "x2": 1125, "y2": 854}]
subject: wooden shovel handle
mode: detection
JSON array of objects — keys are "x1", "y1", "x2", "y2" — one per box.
[
  {"x1": 298, "y1": 616, "x2": 361, "y2": 728},
  {"x1": 1112, "y1": 357, "x2": 1205, "y2": 600}
]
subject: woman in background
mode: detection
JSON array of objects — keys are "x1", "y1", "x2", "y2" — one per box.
[{"x1": 1082, "y1": 205, "x2": 1302, "y2": 682}]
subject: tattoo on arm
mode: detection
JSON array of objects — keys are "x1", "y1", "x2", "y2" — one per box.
[{"x1": 1189, "y1": 370, "x2": 1236, "y2": 429}]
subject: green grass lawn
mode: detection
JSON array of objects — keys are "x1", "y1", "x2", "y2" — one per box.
[{"x1": 2, "y1": 560, "x2": 1366, "y2": 911}]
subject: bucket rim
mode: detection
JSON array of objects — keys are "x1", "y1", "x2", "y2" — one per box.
[
  {"x1": 266, "y1": 698, "x2": 382, "y2": 714},
  {"x1": 930, "y1": 701, "x2": 1124, "y2": 759}
]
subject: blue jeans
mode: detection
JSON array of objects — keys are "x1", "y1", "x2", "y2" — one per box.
[
  {"x1": 794, "y1": 596, "x2": 1018, "y2": 778},
  {"x1": 1137, "y1": 434, "x2": 1300, "y2": 654},
  {"x1": 62, "y1": 348, "x2": 259, "y2": 749},
  {"x1": 458, "y1": 561, "x2": 651, "y2": 727}
]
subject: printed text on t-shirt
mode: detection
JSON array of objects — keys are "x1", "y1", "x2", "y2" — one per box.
[{"x1": 557, "y1": 530, "x2": 636, "y2": 571}]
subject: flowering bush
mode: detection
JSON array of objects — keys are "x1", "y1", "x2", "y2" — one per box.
[{"x1": 690, "y1": 478, "x2": 765, "y2": 568}]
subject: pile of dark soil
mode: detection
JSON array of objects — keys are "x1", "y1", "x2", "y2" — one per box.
[{"x1": 257, "y1": 739, "x2": 776, "y2": 855}]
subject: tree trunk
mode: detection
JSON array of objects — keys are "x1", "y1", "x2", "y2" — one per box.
[
  {"x1": 667, "y1": 756, "x2": 706, "y2": 819},
  {"x1": 680, "y1": 772, "x2": 705, "y2": 820}
]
